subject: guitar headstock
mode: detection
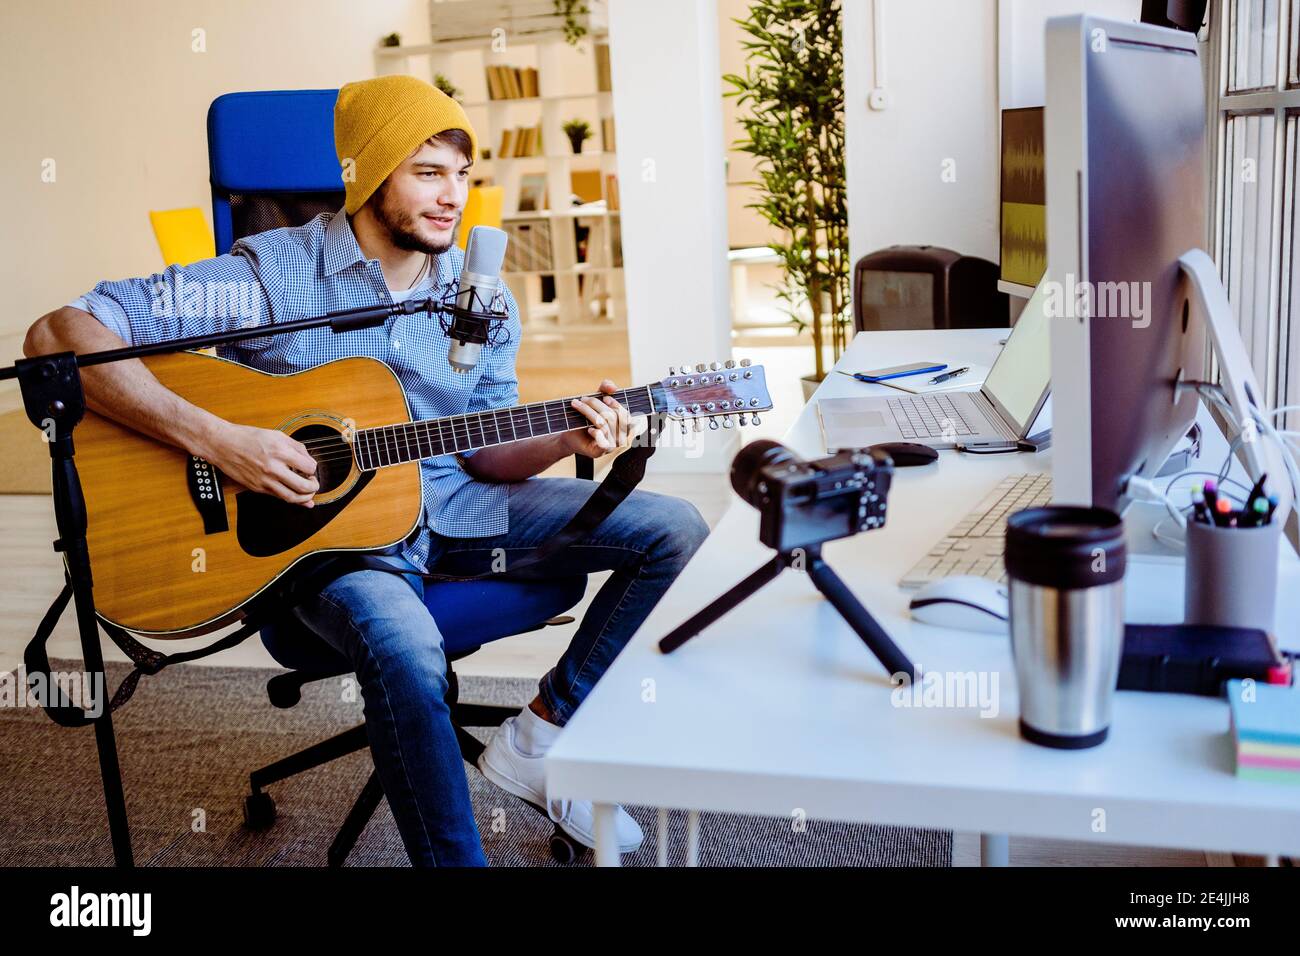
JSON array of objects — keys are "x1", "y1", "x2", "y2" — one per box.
[{"x1": 655, "y1": 359, "x2": 774, "y2": 431}]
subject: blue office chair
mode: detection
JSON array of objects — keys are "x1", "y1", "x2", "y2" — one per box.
[{"x1": 208, "y1": 90, "x2": 592, "y2": 864}]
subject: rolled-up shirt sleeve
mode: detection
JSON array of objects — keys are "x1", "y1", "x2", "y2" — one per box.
[
  {"x1": 69, "y1": 246, "x2": 276, "y2": 349},
  {"x1": 458, "y1": 283, "x2": 523, "y2": 460}
]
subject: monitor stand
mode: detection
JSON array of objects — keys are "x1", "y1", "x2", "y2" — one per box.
[{"x1": 1179, "y1": 249, "x2": 1294, "y2": 529}]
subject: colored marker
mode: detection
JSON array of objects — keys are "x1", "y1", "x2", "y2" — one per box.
[
  {"x1": 1243, "y1": 497, "x2": 1269, "y2": 527},
  {"x1": 1213, "y1": 496, "x2": 1232, "y2": 527},
  {"x1": 1203, "y1": 480, "x2": 1220, "y2": 518},
  {"x1": 1191, "y1": 489, "x2": 1209, "y2": 525}
]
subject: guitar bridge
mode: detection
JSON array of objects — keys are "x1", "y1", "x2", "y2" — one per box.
[{"x1": 187, "y1": 455, "x2": 229, "y2": 534}]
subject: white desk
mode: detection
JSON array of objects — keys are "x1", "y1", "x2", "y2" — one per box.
[{"x1": 546, "y1": 329, "x2": 1300, "y2": 866}]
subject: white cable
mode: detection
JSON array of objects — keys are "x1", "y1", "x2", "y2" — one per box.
[
  {"x1": 1201, "y1": 386, "x2": 1300, "y2": 515},
  {"x1": 1125, "y1": 474, "x2": 1188, "y2": 528},
  {"x1": 1152, "y1": 515, "x2": 1186, "y2": 550}
]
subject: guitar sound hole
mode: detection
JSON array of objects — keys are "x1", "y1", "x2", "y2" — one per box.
[{"x1": 290, "y1": 423, "x2": 353, "y2": 495}]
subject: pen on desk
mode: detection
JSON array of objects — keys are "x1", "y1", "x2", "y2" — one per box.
[{"x1": 928, "y1": 366, "x2": 970, "y2": 385}]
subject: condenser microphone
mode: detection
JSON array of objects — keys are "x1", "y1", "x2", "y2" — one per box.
[{"x1": 446, "y1": 225, "x2": 509, "y2": 373}]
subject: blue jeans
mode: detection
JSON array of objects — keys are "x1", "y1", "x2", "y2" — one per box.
[{"x1": 290, "y1": 477, "x2": 709, "y2": 866}]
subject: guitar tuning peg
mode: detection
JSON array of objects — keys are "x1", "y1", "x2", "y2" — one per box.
[
  {"x1": 724, "y1": 359, "x2": 736, "y2": 369},
  {"x1": 679, "y1": 421, "x2": 688, "y2": 435},
  {"x1": 739, "y1": 358, "x2": 752, "y2": 367},
  {"x1": 692, "y1": 419, "x2": 702, "y2": 432},
  {"x1": 695, "y1": 363, "x2": 707, "y2": 373},
  {"x1": 751, "y1": 413, "x2": 761, "y2": 426},
  {"x1": 738, "y1": 414, "x2": 748, "y2": 426},
  {"x1": 709, "y1": 361, "x2": 721, "y2": 371},
  {"x1": 668, "y1": 365, "x2": 678, "y2": 375},
  {"x1": 709, "y1": 418, "x2": 719, "y2": 430},
  {"x1": 722, "y1": 416, "x2": 735, "y2": 429}
]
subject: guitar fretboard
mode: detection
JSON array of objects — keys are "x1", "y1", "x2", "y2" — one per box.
[{"x1": 352, "y1": 386, "x2": 658, "y2": 470}]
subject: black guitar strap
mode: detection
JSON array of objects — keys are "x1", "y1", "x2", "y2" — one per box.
[{"x1": 22, "y1": 416, "x2": 664, "y2": 727}]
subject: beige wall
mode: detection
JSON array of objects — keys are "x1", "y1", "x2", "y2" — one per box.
[{"x1": 0, "y1": 0, "x2": 430, "y2": 355}]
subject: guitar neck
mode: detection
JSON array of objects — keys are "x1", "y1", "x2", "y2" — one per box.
[{"x1": 352, "y1": 385, "x2": 660, "y2": 470}]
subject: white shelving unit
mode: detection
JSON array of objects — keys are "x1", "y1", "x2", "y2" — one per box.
[{"x1": 375, "y1": 1, "x2": 623, "y2": 328}]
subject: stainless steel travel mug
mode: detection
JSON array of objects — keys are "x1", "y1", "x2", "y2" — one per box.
[{"x1": 1005, "y1": 506, "x2": 1127, "y2": 749}]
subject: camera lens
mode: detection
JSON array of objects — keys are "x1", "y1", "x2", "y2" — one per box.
[{"x1": 730, "y1": 439, "x2": 802, "y2": 506}]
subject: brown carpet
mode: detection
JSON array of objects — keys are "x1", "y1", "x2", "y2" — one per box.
[{"x1": 0, "y1": 657, "x2": 952, "y2": 867}]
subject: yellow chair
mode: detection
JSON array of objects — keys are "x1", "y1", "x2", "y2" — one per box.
[
  {"x1": 458, "y1": 186, "x2": 504, "y2": 249},
  {"x1": 149, "y1": 207, "x2": 216, "y2": 267}
]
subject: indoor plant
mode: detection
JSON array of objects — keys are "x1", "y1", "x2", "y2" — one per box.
[
  {"x1": 562, "y1": 119, "x2": 593, "y2": 154},
  {"x1": 724, "y1": 0, "x2": 849, "y2": 397}
]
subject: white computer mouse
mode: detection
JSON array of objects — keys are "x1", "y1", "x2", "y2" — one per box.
[{"x1": 908, "y1": 576, "x2": 1009, "y2": 634}]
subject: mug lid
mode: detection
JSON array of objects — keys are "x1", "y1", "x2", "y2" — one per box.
[{"x1": 1005, "y1": 505, "x2": 1126, "y2": 588}]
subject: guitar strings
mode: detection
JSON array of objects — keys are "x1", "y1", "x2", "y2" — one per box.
[
  {"x1": 294, "y1": 396, "x2": 661, "y2": 469},
  {"x1": 293, "y1": 397, "x2": 658, "y2": 458},
  {"x1": 290, "y1": 389, "x2": 654, "y2": 451}
]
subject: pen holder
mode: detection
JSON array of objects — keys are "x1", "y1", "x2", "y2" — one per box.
[{"x1": 1183, "y1": 518, "x2": 1281, "y2": 632}]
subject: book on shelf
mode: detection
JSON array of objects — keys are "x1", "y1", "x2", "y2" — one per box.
[
  {"x1": 605, "y1": 173, "x2": 619, "y2": 211},
  {"x1": 600, "y1": 117, "x2": 616, "y2": 152},
  {"x1": 496, "y1": 125, "x2": 543, "y2": 158},
  {"x1": 485, "y1": 64, "x2": 541, "y2": 100},
  {"x1": 595, "y1": 43, "x2": 612, "y2": 93}
]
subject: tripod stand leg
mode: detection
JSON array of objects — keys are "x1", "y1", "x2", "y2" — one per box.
[
  {"x1": 57, "y1": 460, "x2": 134, "y2": 867},
  {"x1": 806, "y1": 557, "x2": 917, "y2": 683},
  {"x1": 658, "y1": 556, "x2": 785, "y2": 653}
]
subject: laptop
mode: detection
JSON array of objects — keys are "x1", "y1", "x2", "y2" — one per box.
[{"x1": 818, "y1": 279, "x2": 1052, "y2": 451}]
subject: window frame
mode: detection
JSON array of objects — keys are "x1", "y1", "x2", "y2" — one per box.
[{"x1": 1208, "y1": 0, "x2": 1298, "y2": 409}]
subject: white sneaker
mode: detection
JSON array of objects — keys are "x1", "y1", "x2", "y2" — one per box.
[{"x1": 477, "y1": 714, "x2": 644, "y2": 854}]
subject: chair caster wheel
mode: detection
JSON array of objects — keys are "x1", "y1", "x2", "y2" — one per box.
[
  {"x1": 548, "y1": 828, "x2": 581, "y2": 865},
  {"x1": 244, "y1": 791, "x2": 276, "y2": 829}
]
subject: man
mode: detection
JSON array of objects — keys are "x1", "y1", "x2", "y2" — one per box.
[{"x1": 24, "y1": 76, "x2": 709, "y2": 866}]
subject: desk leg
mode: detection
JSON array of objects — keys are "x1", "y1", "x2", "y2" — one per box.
[
  {"x1": 593, "y1": 803, "x2": 621, "y2": 867},
  {"x1": 981, "y1": 833, "x2": 1009, "y2": 867},
  {"x1": 657, "y1": 809, "x2": 669, "y2": 867},
  {"x1": 686, "y1": 810, "x2": 701, "y2": 867}
]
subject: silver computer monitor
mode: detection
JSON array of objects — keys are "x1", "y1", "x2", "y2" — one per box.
[{"x1": 1045, "y1": 14, "x2": 1209, "y2": 513}]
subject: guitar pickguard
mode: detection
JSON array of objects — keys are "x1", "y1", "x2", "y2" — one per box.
[{"x1": 235, "y1": 470, "x2": 375, "y2": 557}]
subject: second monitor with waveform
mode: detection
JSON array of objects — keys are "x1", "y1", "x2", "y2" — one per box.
[{"x1": 1000, "y1": 106, "x2": 1047, "y2": 289}]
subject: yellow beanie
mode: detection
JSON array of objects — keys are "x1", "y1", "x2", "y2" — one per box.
[{"x1": 334, "y1": 75, "x2": 478, "y2": 215}]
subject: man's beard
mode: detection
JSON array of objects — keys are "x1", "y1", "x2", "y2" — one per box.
[{"x1": 374, "y1": 191, "x2": 457, "y2": 255}]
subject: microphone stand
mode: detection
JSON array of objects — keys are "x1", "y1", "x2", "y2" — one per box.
[{"x1": 1, "y1": 292, "x2": 457, "y2": 867}]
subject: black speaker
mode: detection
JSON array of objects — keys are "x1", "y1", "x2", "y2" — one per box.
[{"x1": 1141, "y1": 0, "x2": 1208, "y2": 33}]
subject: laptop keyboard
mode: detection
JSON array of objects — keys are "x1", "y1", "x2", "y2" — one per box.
[
  {"x1": 899, "y1": 473, "x2": 1053, "y2": 589},
  {"x1": 887, "y1": 395, "x2": 982, "y2": 440}
]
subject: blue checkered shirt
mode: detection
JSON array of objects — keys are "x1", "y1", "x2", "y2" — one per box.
[{"x1": 73, "y1": 209, "x2": 522, "y2": 571}]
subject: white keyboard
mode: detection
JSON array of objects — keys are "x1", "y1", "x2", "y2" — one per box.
[
  {"x1": 899, "y1": 473, "x2": 1053, "y2": 589},
  {"x1": 887, "y1": 394, "x2": 982, "y2": 440}
]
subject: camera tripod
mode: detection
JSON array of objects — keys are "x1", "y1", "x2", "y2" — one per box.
[{"x1": 658, "y1": 544, "x2": 918, "y2": 683}]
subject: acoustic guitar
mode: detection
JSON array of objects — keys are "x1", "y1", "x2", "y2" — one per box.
[{"x1": 74, "y1": 351, "x2": 773, "y2": 637}]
